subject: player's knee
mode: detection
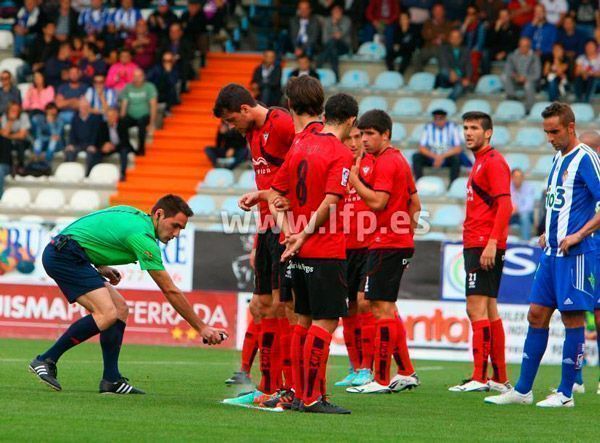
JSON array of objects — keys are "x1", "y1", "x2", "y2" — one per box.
[
  {"x1": 115, "y1": 302, "x2": 129, "y2": 322},
  {"x1": 357, "y1": 298, "x2": 370, "y2": 314},
  {"x1": 347, "y1": 301, "x2": 358, "y2": 316},
  {"x1": 95, "y1": 304, "x2": 118, "y2": 330},
  {"x1": 527, "y1": 309, "x2": 546, "y2": 328}
]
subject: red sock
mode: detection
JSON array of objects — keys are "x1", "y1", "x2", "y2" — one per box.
[
  {"x1": 303, "y1": 325, "x2": 332, "y2": 405},
  {"x1": 359, "y1": 312, "x2": 375, "y2": 370},
  {"x1": 490, "y1": 318, "x2": 507, "y2": 383},
  {"x1": 393, "y1": 312, "x2": 414, "y2": 376},
  {"x1": 471, "y1": 319, "x2": 491, "y2": 383},
  {"x1": 354, "y1": 316, "x2": 363, "y2": 366},
  {"x1": 342, "y1": 315, "x2": 360, "y2": 370},
  {"x1": 258, "y1": 318, "x2": 280, "y2": 394},
  {"x1": 291, "y1": 324, "x2": 308, "y2": 401},
  {"x1": 374, "y1": 319, "x2": 398, "y2": 385},
  {"x1": 240, "y1": 321, "x2": 261, "y2": 373},
  {"x1": 279, "y1": 318, "x2": 293, "y2": 389}
]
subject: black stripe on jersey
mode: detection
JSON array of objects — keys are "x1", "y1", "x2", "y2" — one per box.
[{"x1": 471, "y1": 180, "x2": 494, "y2": 207}]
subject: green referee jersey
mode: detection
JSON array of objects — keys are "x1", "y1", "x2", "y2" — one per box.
[{"x1": 60, "y1": 205, "x2": 165, "y2": 271}]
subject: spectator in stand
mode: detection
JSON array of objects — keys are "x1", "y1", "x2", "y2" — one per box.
[
  {"x1": 112, "y1": 0, "x2": 142, "y2": 39},
  {"x1": 0, "y1": 102, "x2": 32, "y2": 175},
  {"x1": 148, "y1": 51, "x2": 181, "y2": 114},
  {"x1": 204, "y1": 0, "x2": 229, "y2": 48},
  {"x1": 344, "y1": 0, "x2": 367, "y2": 51},
  {"x1": 460, "y1": 5, "x2": 486, "y2": 83},
  {"x1": 33, "y1": 102, "x2": 64, "y2": 163},
  {"x1": 483, "y1": 9, "x2": 520, "y2": 74},
  {"x1": 289, "y1": 54, "x2": 320, "y2": 80},
  {"x1": 78, "y1": 0, "x2": 111, "y2": 36},
  {"x1": 571, "y1": 0, "x2": 596, "y2": 39},
  {"x1": 159, "y1": 22, "x2": 195, "y2": 93},
  {"x1": 79, "y1": 42, "x2": 108, "y2": 84},
  {"x1": 317, "y1": 5, "x2": 352, "y2": 80},
  {"x1": 56, "y1": 66, "x2": 88, "y2": 125},
  {"x1": 64, "y1": 98, "x2": 101, "y2": 163},
  {"x1": 521, "y1": 4, "x2": 558, "y2": 64},
  {"x1": 540, "y1": 0, "x2": 568, "y2": 26},
  {"x1": 44, "y1": 42, "x2": 72, "y2": 89},
  {"x1": 85, "y1": 73, "x2": 117, "y2": 116},
  {"x1": 364, "y1": 0, "x2": 400, "y2": 64},
  {"x1": 12, "y1": 0, "x2": 44, "y2": 57},
  {"x1": 119, "y1": 68, "x2": 157, "y2": 156},
  {"x1": 126, "y1": 19, "x2": 158, "y2": 71},
  {"x1": 20, "y1": 21, "x2": 59, "y2": 83},
  {"x1": 250, "y1": 50, "x2": 282, "y2": 107},
  {"x1": 51, "y1": 0, "x2": 81, "y2": 42},
  {"x1": 0, "y1": 71, "x2": 22, "y2": 117},
  {"x1": 412, "y1": 109, "x2": 462, "y2": 186},
  {"x1": 544, "y1": 42, "x2": 569, "y2": 101},
  {"x1": 90, "y1": 107, "x2": 131, "y2": 180},
  {"x1": 106, "y1": 49, "x2": 138, "y2": 93},
  {"x1": 23, "y1": 72, "x2": 55, "y2": 124},
  {"x1": 475, "y1": 0, "x2": 504, "y2": 23},
  {"x1": 181, "y1": 0, "x2": 208, "y2": 67},
  {"x1": 502, "y1": 36, "x2": 541, "y2": 112},
  {"x1": 509, "y1": 168, "x2": 536, "y2": 240},
  {"x1": 557, "y1": 16, "x2": 586, "y2": 64},
  {"x1": 574, "y1": 39, "x2": 600, "y2": 102},
  {"x1": 507, "y1": 0, "x2": 536, "y2": 29},
  {"x1": 70, "y1": 36, "x2": 85, "y2": 66},
  {"x1": 288, "y1": 0, "x2": 321, "y2": 57},
  {"x1": 402, "y1": 0, "x2": 435, "y2": 34},
  {"x1": 148, "y1": 0, "x2": 179, "y2": 44},
  {"x1": 387, "y1": 12, "x2": 419, "y2": 73},
  {"x1": 444, "y1": 0, "x2": 470, "y2": 22},
  {"x1": 437, "y1": 30, "x2": 471, "y2": 101},
  {"x1": 205, "y1": 120, "x2": 248, "y2": 170},
  {"x1": 416, "y1": 4, "x2": 455, "y2": 69}
]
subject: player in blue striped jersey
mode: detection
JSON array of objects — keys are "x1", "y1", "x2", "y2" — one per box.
[{"x1": 486, "y1": 103, "x2": 600, "y2": 408}]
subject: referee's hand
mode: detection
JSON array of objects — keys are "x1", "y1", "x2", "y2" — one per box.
[{"x1": 200, "y1": 326, "x2": 229, "y2": 345}]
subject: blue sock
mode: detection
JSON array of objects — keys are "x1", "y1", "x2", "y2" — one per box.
[
  {"x1": 39, "y1": 315, "x2": 101, "y2": 362},
  {"x1": 557, "y1": 327, "x2": 585, "y2": 398},
  {"x1": 514, "y1": 327, "x2": 549, "y2": 394},
  {"x1": 575, "y1": 368, "x2": 584, "y2": 386},
  {"x1": 100, "y1": 320, "x2": 126, "y2": 382}
]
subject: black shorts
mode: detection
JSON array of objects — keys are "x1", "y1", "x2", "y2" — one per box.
[
  {"x1": 365, "y1": 249, "x2": 413, "y2": 302},
  {"x1": 279, "y1": 260, "x2": 294, "y2": 302},
  {"x1": 346, "y1": 248, "x2": 368, "y2": 302},
  {"x1": 291, "y1": 258, "x2": 348, "y2": 320},
  {"x1": 463, "y1": 248, "x2": 506, "y2": 298},
  {"x1": 254, "y1": 229, "x2": 284, "y2": 295}
]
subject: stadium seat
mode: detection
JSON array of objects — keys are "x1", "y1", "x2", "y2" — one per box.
[
  {"x1": 391, "y1": 122, "x2": 407, "y2": 144},
  {"x1": 420, "y1": 232, "x2": 448, "y2": 241},
  {"x1": 0, "y1": 57, "x2": 25, "y2": 79},
  {"x1": 339, "y1": 69, "x2": 370, "y2": 89},
  {"x1": 281, "y1": 67, "x2": 293, "y2": 87},
  {"x1": 235, "y1": 170, "x2": 256, "y2": 190},
  {"x1": 571, "y1": 103, "x2": 595, "y2": 123},
  {"x1": 527, "y1": 102, "x2": 552, "y2": 122},
  {"x1": 50, "y1": 162, "x2": 85, "y2": 183},
  {"x1": 391, "y1": 97, "x2": 422, "y2": 118},
  {"x1": 17, "y1": 83, "x2": 30, "y2": 99},
  {"x1": 55, "y1": 216, "x2": 76, "y2": 227},
  {"x1": 20, "y1": 215, "x2": 45, "y2": 224},
  {"x1": 426, "y1": 98, "x2": 457, "y2": 117},
  {"x1": 431, "y1": 204, "x2": 464, "y2": 228},
  {"x1": 407, "y1": 72, "x2": 435, "y2": 92},
  {"x1": 493, "y1": 100, "x2": 526, "y2": 122},
  {"x1": 140, "y1": 8, "x2": 153, "y2": 20},
  {"x1": 201, "y1": 168, "x2": 235, "y2": 188},
  {"x1": 221, "y1": 196, "x2": 246, "y2": 216},
  {"x1": 475, "y1": 74, "x2": 503, "y2": 95},
  {"x1": 188, "y1": 194, "x2": 217, "y2": 217},
  {"x1": 513, "y1": 127, "x2": 546, "y2": 149},
  {"x1": 86, "y1": 163, "x2": 120, "y2": 185},
  {"x1": 416, "y1": 176, "x2": 446, "y2": 197},
  {"x1": 505, "y1": 153, "x2": 531, "y2": 171},
  {"x1": 359, "y1": 96, "x2": 388, "y2": 114},
  {"x1": 0, "y1": 30, "x2": 14, "y2": 50},
  {"x1": 357, "y1": 41, "x2": 386, "y2": 60},
  {"x1": 491, "y1": 125, "x2": 511, "y2": 146},
  {"x1": 447, "y1": 177, "x2": 468, "y2": 200},
  {"x1": 402, "y1": 148, "x2": 416, "y2": 165},
  {"x1": 409, "y1": 124, "x2": 426, "y2": 143},
  {"x1": 33, "y1": 189, "x2": 66, "y2": 210},
  {"x1": 316, "y1": 68, "x2": 336, "y2": 88},
  {"x1": 459, "y1": 99, "x2": 492, "y2": 116},
  {"x1": 0, "y1": 187, "x2": 31, "y2": 208},
  {"x1": 69, "y1": 190, "x2": 101, "y2": 211},
  {"x1": 372, "y1": 71, "x2": 404, "y2": 91},
  {"x1": 0, "y1": 214, "x2": 10, "y2": 222},
  {"x1": 532, "y1": 155, "x2": 555, "y2": 175}
]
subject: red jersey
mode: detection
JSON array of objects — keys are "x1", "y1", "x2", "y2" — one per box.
[
  {"x1": 294, "y1": 121, "x2": 324, "y2": 143},
  {"x1": 271, "y1": 131, "x2": 353, "y2": 259},
  {"x1": 464, "y1": 146, "x2": 511, "y2": 249},
  {"x1": 369, "y1": 147, "x2": 417, "y2": 250},
  {"x1": 345, "y1": 153, "x2": 376, "y2": 250},
  {"x1": 245, "y1": 108, "x2": 295, "y2": 225}
]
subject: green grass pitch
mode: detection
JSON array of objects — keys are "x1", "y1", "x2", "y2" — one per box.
[{"x1": 1, "y1": 338, "x2": 598, "y2": 442}]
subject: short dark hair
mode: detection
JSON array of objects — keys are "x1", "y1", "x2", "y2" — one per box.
[
  {"x1": 213, "y1": 83, "x2": 257, "y2": 118},
  {"x1": 285, "y1": 76, "x2": 324, "y2": 117},
  {"x1": 151, "y1": 194, "x2": 194, "y2": 218},
  {"x1": 323, "y1": 93, "x2": 358, "y2": 125},
  {"x1": 45, "y1": 102, "x2": 58, "y2": 111},
  {"x1": 357, "y1": 109, "x2": 393, "y2": 137},
  {"x1": 462, "y1": 111, "x2": 493, "y2": 130},
  {"x1": 541, "y1": 102, "x2": 575, "y2": 126}
]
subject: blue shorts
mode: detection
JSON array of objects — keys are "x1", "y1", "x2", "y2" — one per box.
[
  {"x1": 595, "y1": 249, "x2": 600, "y2": 310},
  {"x1": 42, "y1": 235, "x2": 106, "y2": 303},
  {"x1": 530, "y1": 253, "x2": 596, "y2": 312}
]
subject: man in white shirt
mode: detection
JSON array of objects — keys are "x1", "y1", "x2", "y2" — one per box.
[{"x1": 510, "y1": 168, "x2": 536, "y2": 240}]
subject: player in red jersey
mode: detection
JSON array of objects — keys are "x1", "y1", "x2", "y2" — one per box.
[
  {"x1": 334, "y1": 126, "x2": 377, "y2": 388},
  {"x1": 448, "y1": 111, "x2": 513, "y2": 393},
  {"x1": 213, "y1": 84, "x2": 295, "y2": 402},
  {"x1": 345, "y1": 110, "x2": 421, "y2": 394}
]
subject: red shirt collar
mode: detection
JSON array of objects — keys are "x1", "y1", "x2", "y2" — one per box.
[{"x1": 474, "y1": 145, "x2": 492, "y2": 159}]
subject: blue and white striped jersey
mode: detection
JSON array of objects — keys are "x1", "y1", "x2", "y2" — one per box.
[
  {"x1": 419, "y1": 121, "x2": 463, "y2": 155},
  {"x1": 111, "y1": 7, "x2": 142, "y2": 33},
  {"x1": 78, "y1": 7, "x2": 111, "y2": 34},
  {"x1": 544, "y1": 143, "x2": 600, "y2": 256}
]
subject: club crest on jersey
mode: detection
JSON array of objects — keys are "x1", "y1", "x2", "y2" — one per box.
[
  {"x1": 476, "y1": 164, "x2": 482, "y2": 174},
  {"x1": 341, "y1": 168, "x2": 350, "y2": 186},
  {"x1": 252, "y1": 157, "x2": 268, "y2": 166},
  {"x1": 362, "y1": 166, "x2": 371, "y2": 175},
  {"x1": 562, "y1": 170, "x2": 568, "y2": 182}
]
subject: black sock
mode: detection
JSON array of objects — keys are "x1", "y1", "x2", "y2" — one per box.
[
  {"x1": 100, "y1": 320, "x2": 126, "y2": 382},
  {"x1": 39, "y1": 315, "x2": 101, "y2": 363}
]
